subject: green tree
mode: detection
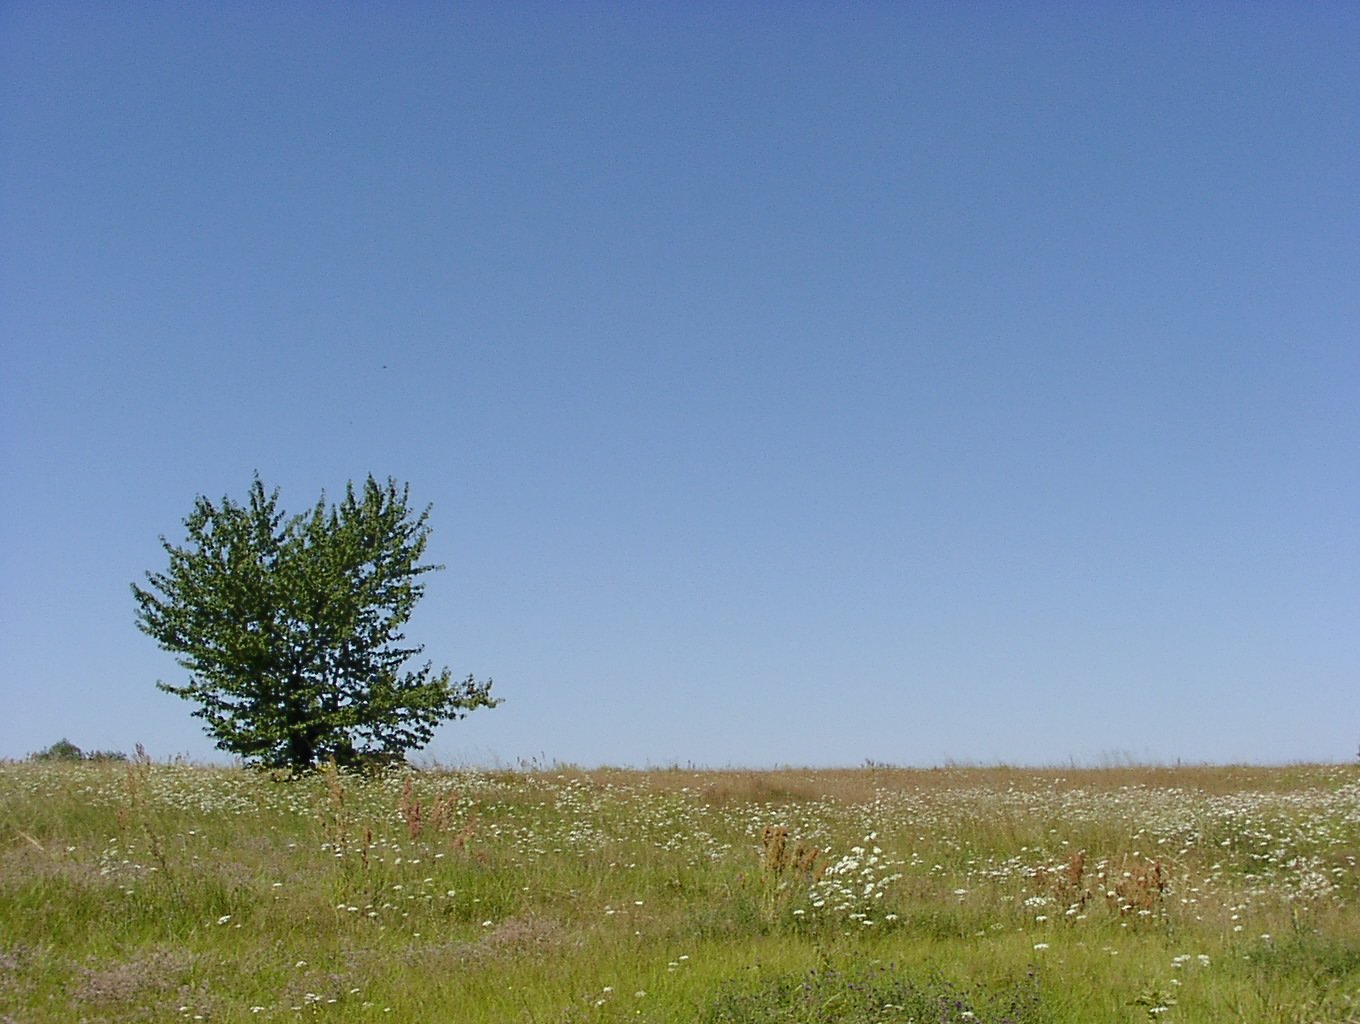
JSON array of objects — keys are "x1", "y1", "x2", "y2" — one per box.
[{"x1": 132, "y1": 476, "x2": 498, "y2": 770}]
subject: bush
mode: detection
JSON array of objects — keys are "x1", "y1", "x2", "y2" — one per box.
[
  {"x1": 84, "y1": 749, "x2": 129, "y2": 763},
  {"x1": 31, "y1": 739, "x2": 84, "y2": 762},
  {"x1": 29, "y1": 739, "x2": 128, "y2": 763}
]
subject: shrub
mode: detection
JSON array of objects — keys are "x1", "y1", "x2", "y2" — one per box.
[
  {"x1": 29, "y1": 739, "x2": 128, "y2": 763},
  {"x1": 84, "y1": 749, "x2": 129, "y2": 763},
  {"x1": 31, "y1": 738, "x2": 85, "y2": 762}
]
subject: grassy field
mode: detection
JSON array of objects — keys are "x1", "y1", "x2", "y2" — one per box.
[{"x1": 1, "y1": 758, "x2": 1357, "y2": 1023}]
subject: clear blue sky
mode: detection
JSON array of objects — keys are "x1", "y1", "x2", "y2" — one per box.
[{"x1": 2, "y1": 2, "x2": 1356, "y2": 767}]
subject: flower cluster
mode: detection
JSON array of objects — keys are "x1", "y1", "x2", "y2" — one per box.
[{"x1": 804, "y1": 833, "x2": 903, "y2": 926}]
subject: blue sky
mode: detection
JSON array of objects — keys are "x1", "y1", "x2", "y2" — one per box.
[{"x1": 2, "y1": 2, "x2": 1356, "y2": 767}]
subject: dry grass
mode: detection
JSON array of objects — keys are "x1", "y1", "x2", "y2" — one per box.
[{"x1": 529, "y1": 762, "x2": 1341, "y2": 804}]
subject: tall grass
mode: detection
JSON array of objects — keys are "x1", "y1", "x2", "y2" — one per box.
[{"x1": 1, "y1": 761, "x2": 1356, "y2": 1022}]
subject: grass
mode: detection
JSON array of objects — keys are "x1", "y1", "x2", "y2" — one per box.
[{"x1": 1, "y1": 760, "x2": 1357, "y2": 1022}]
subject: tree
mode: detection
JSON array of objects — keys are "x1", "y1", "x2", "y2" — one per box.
[{"x1": 132, "y1": 475, "x2": 498, "y2": 770}]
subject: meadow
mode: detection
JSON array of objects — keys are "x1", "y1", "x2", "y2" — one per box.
[{"x1": 1, "y1": 758, "x2": 1357, "y2": 1023}]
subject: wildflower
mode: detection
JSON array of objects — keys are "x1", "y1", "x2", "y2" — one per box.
[{"x1": 216, "y1": 914, "x2": 232, "y2": 925}]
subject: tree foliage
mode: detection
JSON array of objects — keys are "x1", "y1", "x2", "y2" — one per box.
[{"x1": 133, "y1": 476, "x2": 497, "y2": 770}]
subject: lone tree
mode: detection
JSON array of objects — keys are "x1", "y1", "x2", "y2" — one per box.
[{"x1": 133, "y1": 475, "x2": 498, "y2": 770}]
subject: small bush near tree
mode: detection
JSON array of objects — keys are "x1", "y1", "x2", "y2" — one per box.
[
  {"x1": 31, "y1": 738, "x2": 85, "y2": 762},
  {"x1": 132, "y1": 475, "x2": 498, "y2": 771},
  {"x1": 29, "y1": 739, "x2": 127, "y2": 762},
  {"x1": 84, "y1": 748, "x2": 130, "y2": 763}
]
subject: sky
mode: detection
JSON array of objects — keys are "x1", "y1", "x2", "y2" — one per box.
[{"x1": 1, "y1": 2, "x2": 1356, "y2": 769}]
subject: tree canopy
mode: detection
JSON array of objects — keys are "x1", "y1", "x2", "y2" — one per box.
[{"x1": 133, "y1": 476, "x2": 497, "y2": 770}]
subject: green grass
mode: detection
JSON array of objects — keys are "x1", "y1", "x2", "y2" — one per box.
[{"x1": 1, "y1": 760, "x2": 1357, "y2": 1022}]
